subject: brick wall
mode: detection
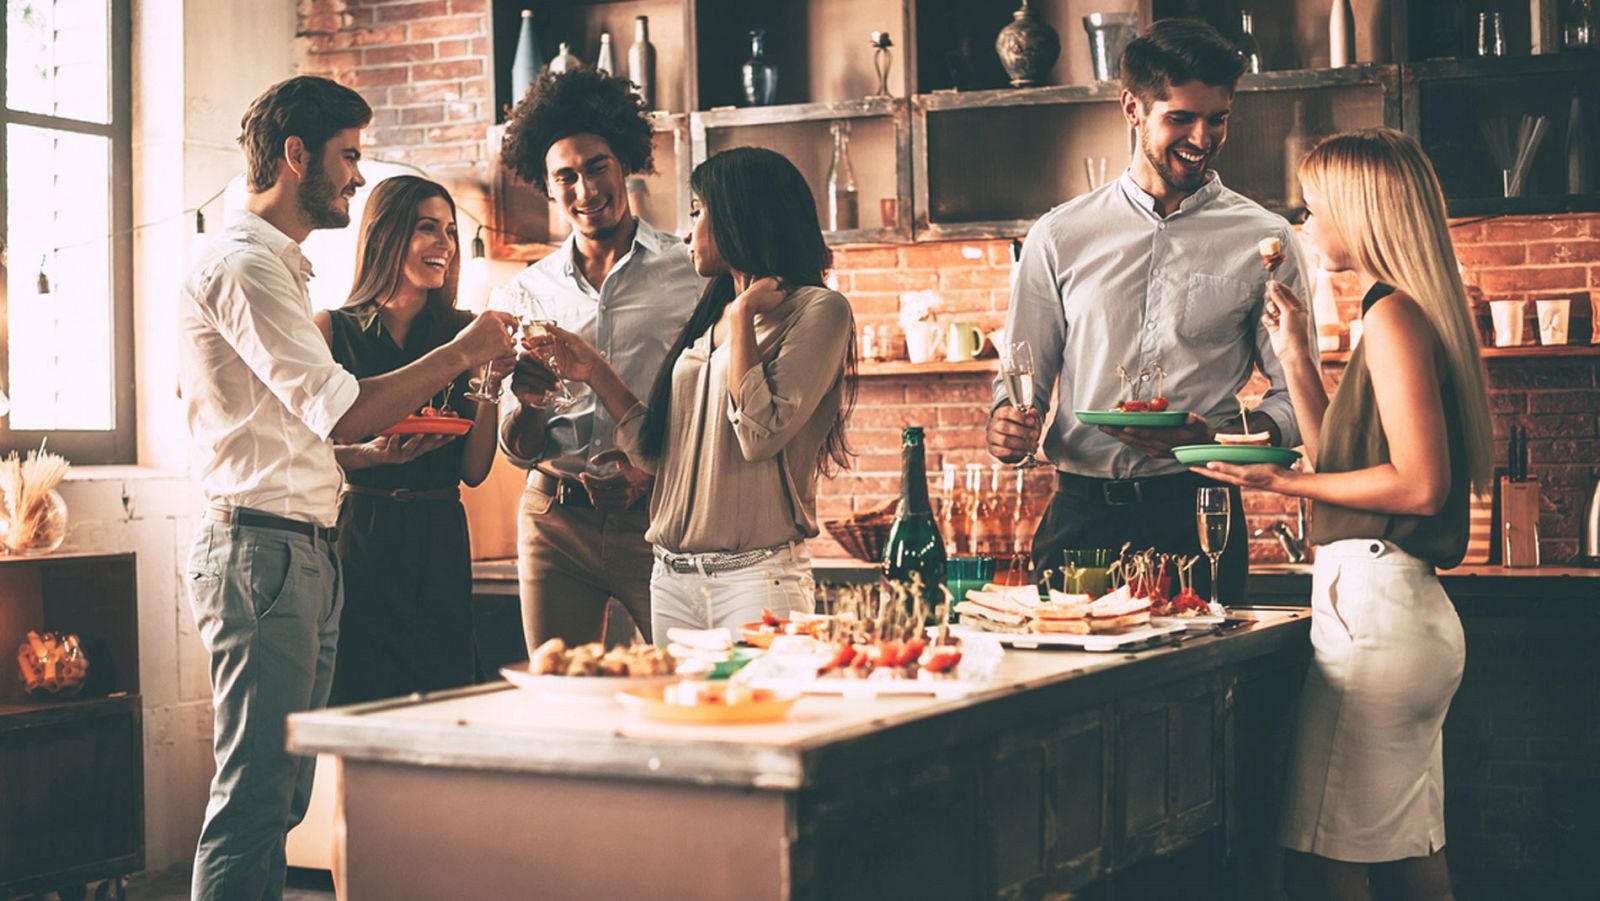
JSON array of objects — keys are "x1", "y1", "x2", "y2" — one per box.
[{"x1": 295, "y1": 4, "x2": 1599, "y2": 565}]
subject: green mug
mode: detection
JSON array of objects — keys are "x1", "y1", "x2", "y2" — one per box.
[{"x1": 945, "y1": 321, "x2": 985, "y2": 362}]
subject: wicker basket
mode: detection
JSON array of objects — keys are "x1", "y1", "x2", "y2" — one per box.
[{"x1": 824, "y1": 518, "x2": 894, "y2": 563}]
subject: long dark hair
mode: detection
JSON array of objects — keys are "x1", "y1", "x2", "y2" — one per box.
[
  {"x1": 641, "y1": 147, "x2": 857, "y2": 475},
  {"x1": 345, "y1": 175, "x2": 460, "y2": 316}
]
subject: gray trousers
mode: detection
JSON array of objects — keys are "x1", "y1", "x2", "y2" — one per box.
[{"x1": 187, "y1": 514, "x2": 342, "y2": 901}]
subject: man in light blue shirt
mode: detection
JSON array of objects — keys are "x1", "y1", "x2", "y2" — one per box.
[
  {"x1": 988, "y1": 19, "x2": 1312, "y2": 603},
  {"x1": 497, "y1": 69, "x2": 703, "y2": 650}
]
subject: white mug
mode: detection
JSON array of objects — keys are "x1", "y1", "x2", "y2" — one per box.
[
  {"x1": 1536, "y1": 298, "x2": 1570, "y2": 346},
  {"x1": 903, "y1": 322, "x2": 944, "y2": 364},
  {"x1": 1489, "y1": 299, "x2": 1526, "y2": 347}
]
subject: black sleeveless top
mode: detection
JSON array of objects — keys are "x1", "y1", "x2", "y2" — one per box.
[
  {"x1": 1309, "y1": 282, "x2": 1472, "y2": 567},
  {"x1": 327, "y1": 300, "x2": 474, "y2": 492}
]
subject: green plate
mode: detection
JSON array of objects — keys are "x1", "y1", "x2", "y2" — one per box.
[
  {"x1": 1172, "y1": 444, "x2": 1302, "y2": 467},
  {"x1": 1074, "y1": 409, "x2": 1190, "y2": 427},
  {"x1": 706, "y1": 647, "x2": 763, "y2": 680}
]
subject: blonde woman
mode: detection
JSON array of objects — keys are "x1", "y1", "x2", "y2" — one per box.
[{"x1": 1195, "y1": 128, "x2": 1492, "y2": 901}]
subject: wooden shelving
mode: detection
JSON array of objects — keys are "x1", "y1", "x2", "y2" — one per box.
[
  {"x1": 1320, "y1": 344, "x2": 1600, "y2": 364},
  {"x1": 859, "y1": 358, "x2": 997, "y2": 377}
]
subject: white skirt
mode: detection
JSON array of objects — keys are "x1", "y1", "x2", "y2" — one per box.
[{"x1": 1279, "y1": 538, "x2": 1466, "y2": 863}]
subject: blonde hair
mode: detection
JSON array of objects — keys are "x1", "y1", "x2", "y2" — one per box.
[{"x1": 1299, "y1": 128, "x2": 1494, "y2": 496}]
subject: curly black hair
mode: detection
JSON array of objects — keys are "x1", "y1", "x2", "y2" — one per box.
[{"x1": 499, "y1": 68, "x2": 655, "y2": 197}]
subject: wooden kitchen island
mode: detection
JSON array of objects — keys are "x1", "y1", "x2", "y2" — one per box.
[{"x1": 288, "y1": 610, "x2": 1310, "y2": 900}]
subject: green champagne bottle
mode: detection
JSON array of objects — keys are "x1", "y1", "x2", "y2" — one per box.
[{"x1": 883, "y1": 426, "x2": 947, "y2": 618}]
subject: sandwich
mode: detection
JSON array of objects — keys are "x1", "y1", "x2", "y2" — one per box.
[
  {"x1": 1033, "y1": 590, "x2": 1093, "y2": 634},
  {"x1": 1087, "y1": 586, "x2": 1152, "y2": 633},
  {"x1": 954, "y1": 584, "x2": 1040, "y2": 632},
  {"x1": 1215, "y1": 430, "x2": 1271, "y2": 446}
]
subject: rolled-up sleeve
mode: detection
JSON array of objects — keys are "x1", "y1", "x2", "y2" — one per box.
[
  {"x1": 612, "y1": 401, "x2": 656, "y2": 474},
  {"x1": 203, "y1": 253, "x2": 358, "y2": 440},
  {"x1": 994, "y1": 218, "x2": 1066, "y2": 416},
  {"x1": 1250, "y1": 225, "x2": 1315, "y2": 448},
  {"x1": 726, "y1": 292, "x2": 852, "y2": 462}
]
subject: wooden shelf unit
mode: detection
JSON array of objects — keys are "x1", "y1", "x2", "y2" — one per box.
[{"x1": 1320, "y1": 343, "x2": 1600, "y2": 364}]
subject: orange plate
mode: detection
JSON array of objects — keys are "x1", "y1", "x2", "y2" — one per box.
[
  {"x1": 740, "y1": 624, "x2": 778, "y2": 648},
  {"x1": 379, "y1": 415, "x2": 473, "y2": 437},
  {"x1": 615, "y1": 683, "x2": 799, "y2": 724}
]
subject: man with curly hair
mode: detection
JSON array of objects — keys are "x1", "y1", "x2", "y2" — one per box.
[{"x1": 497, "y1": 68, "x2": 702, "y2": 651}]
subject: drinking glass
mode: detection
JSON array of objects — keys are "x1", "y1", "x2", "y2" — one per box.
[
  {"x1": 1196, "y1": 487, "x2": 1231, "y2": 616},
  {"x1": 466, "y1": 286, "x2": 518, "y2": 403},
  {"x1": 1001, "y1": 340, "x2": 1045, "y2": 469},
  {"x1": 497, "y1": 284, "x2": 579, "y2": 412}
]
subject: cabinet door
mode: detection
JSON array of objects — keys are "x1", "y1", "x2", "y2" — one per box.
[
  {"x1": 1114, "y1": 673, "x2": 1225, "y2": 864},
  {"x1": 0, "y1": 702, "x2": 144, "y2": 893}
]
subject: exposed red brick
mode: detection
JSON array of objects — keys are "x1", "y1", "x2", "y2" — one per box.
[
  {"x1": 449, "y1": 0, "x2": 487, "y2": 12},
  {"x1": 364, "y1": 43, "x2": 434, "y2": 65},
  {"x1": 399, "y1": 104, "x2": 447, "y2": 125},
  {"x1": 437, "y1": 38, "x2": 472, "y2": 59},
  {"x1": 941, "y1": 266, "x2": 1011, "y2": 290},
  {"x1": 376, "y1": 1, "x2": 447, "y2": 24},
  {"x1": 307, "y1": 49, "x2": 363, "y2": 72},
  {"x1": 409, "y1": 17, "x2": 481, "y2": 39},
  {"x1": 900, "y1": 243, "x2": 992, "y2": 268},
  {"x1": 834, "y1": 246, "x2": 898, "y2": 268},
  {"x1": 1455, "y1": 243, "x2": 1527, "y2": 268},
  {"x1": 366, "y1": 126, "x2": 426, "y2": 147},
  {"x1": 905, "y1": 378, "x2": 994, "y2": 407},
  {"x1": 350, "y1": 25, "x2": 409, "y2": 47},
  {"x1": 1527, "y1": 240, "x2": 1600, "y2": 265},
  {"x1": 350, "y1": 65, "x2": 411, "y2": 87},
  {"x1": 413, "y1": 59, "x2": 483, "y2": 82},
  {"x1": 406, "y1": 144, "x2": 469, "y2": 165},
  {"x1": 425, "y1": 123, "x2": 483, "y2": 143},
  {"x1": 389, "y1": 83, "x2": 463, "y2": 105},
  {"x1": 1479, "y1": 266, "x2": 1589, "y2": 294},
  {"x1": 851, "y1": 269, "x2": 938, "y2": 293},
  {"x1": 1482, "y1": 216, "x2": 1587, "y2": 243}
]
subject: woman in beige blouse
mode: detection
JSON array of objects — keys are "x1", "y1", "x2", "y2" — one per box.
[
  {"x1": 1196, "y1": 129, "x2": 1492, "y2": 900},
  {"x1": 543, "y1": 146, "x2": 856, "y2": 639}
]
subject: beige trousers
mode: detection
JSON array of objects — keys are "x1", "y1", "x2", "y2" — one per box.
[{"x1": 517, "y1": 484, "x2": 654, "y2": 652}]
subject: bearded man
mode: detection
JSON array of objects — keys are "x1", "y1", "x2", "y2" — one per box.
[{"x1": 986, "y1": 19, "x2": 1313, "y2": 604}]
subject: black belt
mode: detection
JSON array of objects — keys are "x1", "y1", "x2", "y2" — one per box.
[
  {"x1": 207, "y1": 507, "x2": 338, "y2": 543},
  {"x1": 1055, "y1": 470, "x2": 1214, "y2": 507},
  {"x1": 343, "y1": 484, "x2": 461, "y2": 502},
  {"x1": 530, "y1": 467, "x2": 595, "y2": 509}
]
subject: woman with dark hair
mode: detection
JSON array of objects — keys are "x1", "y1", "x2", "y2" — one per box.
[
  {"x1": 312, "y1": 175, "x2": 508, "y2": 702},
  {"x1": 544, "y1": 146, "x2": 856, "y2": 638}
]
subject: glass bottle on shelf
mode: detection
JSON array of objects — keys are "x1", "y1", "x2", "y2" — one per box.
[
  {"x1": 942, "y1": 462, "x2": 969, "y2": 554},
  {"x1": 1011, "y1": 468, "x2": 1037, "y2": 556},
  {"x1": 550, "y1": 42, "x2": 580, "y2": 74},
  {"x1": 1329, "y1": 0, "x2": 1355, "y2": 67},
  {"x1": 966, "y1": 463, "x2": 992, "y2": 556},
  {"x1": 629, "y1": 16, "x2": 657, "y2": 109},
  {"x1": 510, "y1": 9, "x2": 545, "y2": 104},
  {"x1": 883, "y1": 427, "x2": 947, "y2": 617},
  {"x1": 1282, "y1": 98, "x2": 1309, "y2": 210},
  {"x1": 596, "y1": 32, "x2": 615, "y2": 76},
  {"x1": 1564, "y1": 0, "x2": 1594, "y2": 49},
  {"x1": 1239, "y1": 10, "x2": 1262, "y2": 73},
  {"x1": 826, "y1": 120, "x2": 860, "y2": 232},
  {"x1": 742, "y1": 28, "x2": 779, "y2": 106}
]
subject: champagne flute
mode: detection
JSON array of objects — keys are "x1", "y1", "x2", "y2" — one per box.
[
  {"x1": 504, "y1": 286, "x2": 580, "y2": 413},
  {"x1": 1001, "y1": 340, "x2": 1045, "y2": 469},
  {"x1": 1196, "y1": 487, "x2": 1231, "y2": 616},
  {"x1": 465, "y1": 286, "x2": 519, "y2": 403}
]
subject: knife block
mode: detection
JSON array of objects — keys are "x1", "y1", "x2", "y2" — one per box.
[{"x1": 1500, "y1": 477, "x2": 1542, "y2": 568}]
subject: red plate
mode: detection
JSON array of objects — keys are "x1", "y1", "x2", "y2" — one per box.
[{"x1": 378, "y1": 415, "x2": 473, "y2": 437}]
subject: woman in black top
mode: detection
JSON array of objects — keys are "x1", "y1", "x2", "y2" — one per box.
[{"x1": 313, "y1": 176, "x2": 507, "y2": 703}]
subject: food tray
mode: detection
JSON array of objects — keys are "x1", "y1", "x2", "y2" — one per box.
[
  {"x1": 615, "y1": 684, "x2": 799, "y2": 724},
  {"x1": 1074, "y1": 410, "x2": 1189, "y2": 427},
  {"x1": 379, "y1": 414, "x2": 473, "y2": 437},
  {"x1": 500, "y1": 662, "x2": 676, "y2": 702},
  {"x1": 1151, "y1": 614, "x2": 1226, "y2": 631},
  {"x1": 1171, "y1": 444, "x2": 1301, "y2": 467},
  {"x1": 948, "y1": 622, "x2": 1184, "y2": 652}
]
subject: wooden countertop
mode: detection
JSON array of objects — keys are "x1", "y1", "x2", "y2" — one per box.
[{"x1": 288, "y1": 609, "x2": 1308, "y2": 790}]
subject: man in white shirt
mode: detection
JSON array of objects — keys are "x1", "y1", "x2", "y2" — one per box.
[
  {"x1": 987, "y1": 20, "x2": 1312, "y2": 604},
  {"x1": 178, "y1": 76, "x2": 514, "y2": 900},
  {"x1": 496, "y1": 69, "x2": 702, "y2": 650}
]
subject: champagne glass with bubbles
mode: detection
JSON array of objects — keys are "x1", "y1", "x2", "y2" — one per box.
[
  {"x1": 508, "y1": 286, "x2": 579, "y2": 413},
  {"x1": 1001, "y1": 340, "x2": 1045, "y2": 469},
  {"x1": 1196, "y1": 487, "x2": 1231, "y2": 616},
  {"x1": 466, "y1": 287, "x2": 517, "y2": 403}
]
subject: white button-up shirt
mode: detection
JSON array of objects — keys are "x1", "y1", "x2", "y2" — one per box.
[
  {"x1": 179, "y1": 210, "x2": 360, "y2": 526},
  {"x1": 498, "y1": 217, "x2": 703, "y2": 469},
  {"x1": 999, "y1": 170, "x2": 1313, "y2": 479}
]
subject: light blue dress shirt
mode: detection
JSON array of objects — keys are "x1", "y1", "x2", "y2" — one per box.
[
  {"x1": 498, "y1": 217, "x2": 704, "y2": 469},
  {"x1": 997, "y1": 170, "x2": 1313, "y2": 480}
]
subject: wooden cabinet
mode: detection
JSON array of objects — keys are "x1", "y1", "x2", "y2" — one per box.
[
  {"x1": 484, "y1": 0, "x2": 1600, "y2": 252},
  {"x1": 0, "y1": 552, "x2": 142, "y2": 897}
]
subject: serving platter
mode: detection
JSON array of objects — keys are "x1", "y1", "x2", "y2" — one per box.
[
  {"x1": 379, "y1": 414, "x2": 473, "y2": 437},
  {"x1": 1151, "y1": 614, "x2": 1227, "y2": 631},
  {"x1": 500, "y1": 662, "x2": 676, "y2": 702},
  {"x1": 1074, "y1": 409, "x2": 1189, "y2": 428},
  {"x1": 1171, "y1": 444, "x2": 1301, "y2": 467},
  {"x1": 615, "y1": 684, "x2": 799, "y2": 724},
  {"x1": 949, "y1": 622, "x2": 1184, "y2": 652}
]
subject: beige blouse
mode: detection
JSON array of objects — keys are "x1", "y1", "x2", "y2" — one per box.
[{"x1": 615, "y1": 285, "x2": 853, "y2": 554}]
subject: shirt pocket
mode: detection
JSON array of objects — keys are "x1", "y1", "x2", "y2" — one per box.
[{"x1": 1179, "y1": 272, "x2": 1253, "y2": 344}]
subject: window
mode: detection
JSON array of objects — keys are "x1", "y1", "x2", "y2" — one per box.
[{"x1": 1, "y1": 0, "x2": 132, "y2": 463}]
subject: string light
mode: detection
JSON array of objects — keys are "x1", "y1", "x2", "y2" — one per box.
[{"x1": 36, "y1": 255, "x2": 49, "y2": 295}]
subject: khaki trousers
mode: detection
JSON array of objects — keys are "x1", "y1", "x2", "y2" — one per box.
[{"x1": 517, "y1": 484, "x2": 654, "y2": 652}]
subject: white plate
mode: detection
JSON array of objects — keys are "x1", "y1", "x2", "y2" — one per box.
[
  {"x1": 1151, "y1": 614, "x2": 1226, "y2": 631},
  {"x1": 500, "y1": 662, "x2": 676, "y2": 703},
  {"x1": 948, "y1": 623, "x2": 1184, "y2": 652}
]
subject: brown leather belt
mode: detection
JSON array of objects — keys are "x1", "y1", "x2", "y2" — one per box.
[
  {"x1": 207, "y1": 506, "x2": 338, "y2": 543},
  {"x1": 530, "y1": 467, "x2": 594, "y2": 509},
  {"x1": 1055, "y1": 470, "x2": 1213, "y2": 507},
  {"x1": 342, "y1": 484, "x2": 461, "y2": 502}
]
